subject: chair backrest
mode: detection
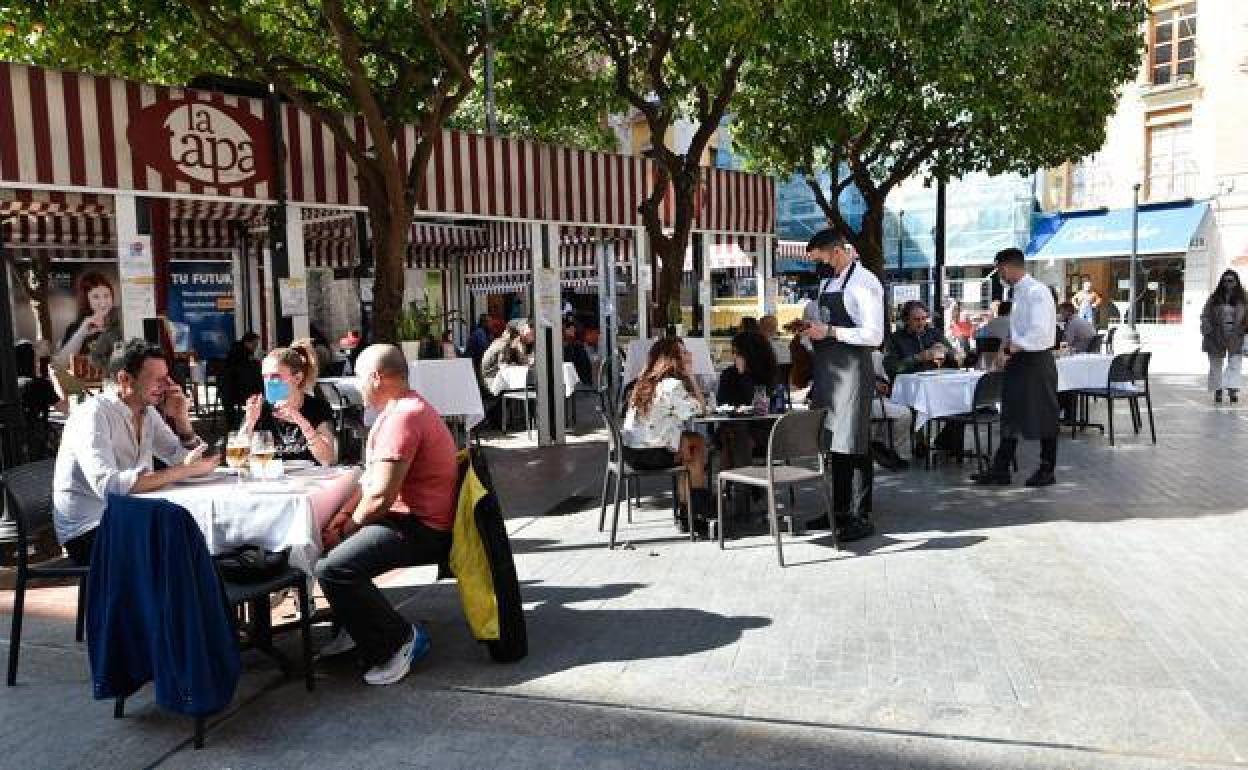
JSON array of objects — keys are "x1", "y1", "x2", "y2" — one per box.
[
  {"x1": 1106, "y1": 351, "x2": 1137, "y2": 385},
  {"x1": 766, "y1": 408, "x2": 829, "y2": 466},
  {"x1": 975, "y1": 336, "x2": 1002, "y2": 354},
  {"x1": 971, "y1": 371, "x2": 1005, "y2": 410},
  {"x1": 595, "y1": 389, "x2": 623, "y2": 460},
  {"x1": 321, "y1": 360, "x2": 346, "y2": 377},
  {"x1": 1129, "y1": 350, "x2": 1151, "y2": 384},
  {"x1": 1105, "y1": 326, "x2": 1116, "y2": 352},
  {"x1": 1, "y1": 458, "x2": 56, "y2": 551},
  {"x1": 1087, "y1": 334, "x2": 1104, "y2": 354}
]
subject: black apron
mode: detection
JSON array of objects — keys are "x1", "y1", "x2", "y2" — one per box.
[
  {"x1": 810, "y1": 262, "x2": 874, "y2": 455},
  {"x1": 1001, "y1": 351, "x2": 1059, "y2": 440}
]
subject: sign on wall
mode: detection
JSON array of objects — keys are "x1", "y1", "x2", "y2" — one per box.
[
  {"x1": 126, "y1": 99, "x2": 274, "y2": 189},
  {"x1": 167, "y1": 261, "x2": 236, "y2": 360}
]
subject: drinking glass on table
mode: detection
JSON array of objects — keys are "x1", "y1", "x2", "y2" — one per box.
[
  {"x1": 250, "y1": 430, "x2": 275, "y2": 479},
  {"x1": 225, "y1": 430, "x2": 251, "y2": 483}
]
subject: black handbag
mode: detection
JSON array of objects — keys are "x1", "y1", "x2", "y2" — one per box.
[{"x1": 214, "y1": 545, "x2": 291, "y2": 584}]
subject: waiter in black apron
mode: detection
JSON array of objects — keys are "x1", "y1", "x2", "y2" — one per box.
[
  {"x1": 799, "y1": 228, "x2": 884, "y2": 541},
  {"x1": 972, "y1": 247, "x2": 1060, "y2": 487}
]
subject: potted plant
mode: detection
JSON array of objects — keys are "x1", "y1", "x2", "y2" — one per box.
[{"x1": 396, "y1": 294, "x2": 434, "y2": 361}]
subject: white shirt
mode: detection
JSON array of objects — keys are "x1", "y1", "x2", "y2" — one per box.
[
  {"x1": 621, "y1": 378, "x2": 700, "y2": 452},
  {"x1": 802, "y1": 261, "x2": 885, "y2": 348},
  {"x1": 1007, "y1": 274, "x2": 1057, "y2": 352},
  {"x1": 53, "y1": 390, "x2": 192, "y2": 543}
]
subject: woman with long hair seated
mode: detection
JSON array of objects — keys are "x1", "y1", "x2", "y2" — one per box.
[
  {"x1": 240, "y1": 339, "x2": 338, "y2": 465},
  {"x1": 716, "y1": 332, "x2": 778, "y2": 515},
  {"x1": 621, "y1": 337, "x2": 710, "y2": 534}
]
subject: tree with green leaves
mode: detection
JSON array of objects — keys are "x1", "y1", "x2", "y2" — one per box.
[
  {"x1": 2, "y1": 0, "x2": 528, "y2": 343},
  {"x1": 734, "y1": 0, "x2": 1147, "y2": 276},
  {"x1": 546, "y1": 0, "x2": 775, "y2": 327}
]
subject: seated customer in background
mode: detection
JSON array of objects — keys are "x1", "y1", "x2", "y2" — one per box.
[
  {"x1": 1057, "y1": 301, "x2": 1096, "y2": 352},
  {"x1": 16, "y1": 340, "x2": 69, "y2": 460},
  {"x1": 975, "y1": 301, "x2": 1012, "y2": 348},
  {"x1": 53, "y1": 340, "x2": 219, "y2": 565},
  {"x1": 239, "y1": 339, "x2": 338, "y2": 466},
  {"x1": 883, "y1": 300, "x2": 958, "y2": 378},
  {"x1": 317, "y1": 344, "x2": 459, "y2": 686},
  {"x1": 870, "y1": 351, "x2": 912, "y2": 469},
  {"x1": 716, "y1": 331, "x2": 778, "y2": 478},
  {"x1": 221, "y1": 331, "x2": 262, "y2": 429},
  {"x1": 562, "y1": 320, "x2": 593, "y2": 385},
  {"x1": 621, "y1": 337, "x2": 710, "y2": 534}
]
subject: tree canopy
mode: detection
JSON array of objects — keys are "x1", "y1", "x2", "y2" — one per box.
[{"x1": 734, "y1": 0, "x2": 1147, "y2": 274}]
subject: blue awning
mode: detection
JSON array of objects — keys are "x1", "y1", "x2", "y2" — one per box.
[
  {"x1": 776, "y1": 257, "x2": 815, "y2": 273},
  {"x1": 1027, "y1": 201, "x2": 1208, "y2": 260}
]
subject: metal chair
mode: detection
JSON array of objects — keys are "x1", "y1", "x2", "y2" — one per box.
[
  {"x1": 1086, "y1": 334, "x2": 1105, "y2": 354},
  {"x1": 1104, "y1": 326, "x2": 1116, "y2": 354},
  {"x1": 1073, "y1": 351, "x2": 1147, "y2": 446},
  {"x1": 3, "y1": 459, "x2": 89, "y2": 686},
  {"x1": 500, "y1": 366, "x2": 537, "y2": 438},
  {"x1": 595, "y1": 391, "x2": 690, "y2": 548},
  {"x1": 715, "y1": 408, "x2": 833, "y2": 567},
  {"x1": 931, "y1": 371, "x2": 1005, "y2": 474}
]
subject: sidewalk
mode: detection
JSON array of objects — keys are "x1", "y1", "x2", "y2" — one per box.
[{"x1": 4, "y1": 374, "x2": 1248, "y2": 768}]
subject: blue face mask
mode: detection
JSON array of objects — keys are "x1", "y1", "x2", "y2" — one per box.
[{"x1": 264, "y1": 378, "x2": 291, "y2": 404}]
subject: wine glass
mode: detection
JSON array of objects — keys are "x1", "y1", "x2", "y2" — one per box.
[
  {"x1": 250, "y1": 430, "x2": 275, "y2": 479},
  {"x1": 225, "y1": 430, "x2": 251, "y2": 483}
]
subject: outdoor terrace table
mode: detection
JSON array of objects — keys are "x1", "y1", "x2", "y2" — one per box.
[
  {"x1": 321, "y1": 357, "x2": 485, "y2": 432},
  {"x1": 141, "y1": 465, "x2": 362, "y2": 574}
]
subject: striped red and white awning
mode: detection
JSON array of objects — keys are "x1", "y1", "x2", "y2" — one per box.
[
  {"x1": 777, "y1": 240, "x2": 808, "y2": 258},
  {"x1": 1, "y1": 62, "x2": 775, "y2": 235}
]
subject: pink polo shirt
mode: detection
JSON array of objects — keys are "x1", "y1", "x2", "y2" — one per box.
[{"x1": 366, "y1": 391, "x2": 458, "y2": 531}]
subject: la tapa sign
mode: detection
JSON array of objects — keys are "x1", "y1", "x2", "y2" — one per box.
[{"x1": 126, "y1": 99, "x2": 274, "y2": 189}]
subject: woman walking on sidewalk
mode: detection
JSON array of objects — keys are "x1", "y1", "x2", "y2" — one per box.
[{"x1": 1200, "y1": 270, "x2": 1248, "y2": 404}]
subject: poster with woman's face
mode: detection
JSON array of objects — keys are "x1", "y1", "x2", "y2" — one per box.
[{"x1": 7, "y1": 260, "x2": 121, "y2": 347}]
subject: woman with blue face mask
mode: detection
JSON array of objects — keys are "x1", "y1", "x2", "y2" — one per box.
[{"x1": 241, "y1": 339, "x2": 338, "y2": 465}]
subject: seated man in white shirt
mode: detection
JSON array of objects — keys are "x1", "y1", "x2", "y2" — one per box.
[{"x1": 53, "y1": 339, "x2": 220, "y2": 565}]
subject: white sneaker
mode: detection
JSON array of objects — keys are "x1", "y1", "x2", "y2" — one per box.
[
  {"x1": 363, "y1": 624, "x2": 430, "y2": 686},
  {"x1": 315, "y1": 628, "x2": 357, "y2": 660}
]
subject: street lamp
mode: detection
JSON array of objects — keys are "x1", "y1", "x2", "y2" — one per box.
[{"x1": 1120, "y1": 182, "x2": 1142, "y2": 347}]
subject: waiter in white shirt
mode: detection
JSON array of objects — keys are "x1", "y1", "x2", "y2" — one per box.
[
  {"x1": 799, "y1": 229, "x2": 884, "y2": 541},
  {"x1": 972, "y1": 248, "x2": 1060, "y2": 487}
]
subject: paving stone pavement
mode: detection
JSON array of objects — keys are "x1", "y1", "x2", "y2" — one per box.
[{"x1": 3, "y1": 374, "x2": 1248, "y2": 768}]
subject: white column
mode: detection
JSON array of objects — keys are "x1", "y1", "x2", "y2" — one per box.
[
  {"x1": 113, "y1": 194, "x2": 155, "y2": 341},
  {"x1": 285, "y1": 205, "x2": 310, "y2": 340},
  {"x1": 760, "y1": 236, "x2": 777, "y2": 317},
  {"x1": 531, "y1": 222, "x2": 566, "y2": 446},
  {"x1": 635, "y1": 227, "x2": 650, "y2": 339},
  {"x1": 699, "y1": 233, "x2": 711, "y2": 343}
]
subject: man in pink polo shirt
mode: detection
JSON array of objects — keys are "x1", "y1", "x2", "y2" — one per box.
[{"x1": 316, "y1": 344, "x2": 458, "y2": 685}]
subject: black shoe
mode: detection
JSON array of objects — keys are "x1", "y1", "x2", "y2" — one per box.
[
  {"x1": 1215, "y1": 389, "x2": 1223, "y2": 404},
  {"x1": 1231, "y1": 389, "x2": 1240, "y2": 404},
  {"x1": 835, "y1": 517, "x2": 875, "y2": 542},
  {"x1": 1024, "y1": 468, "x2": 1056, "y2": 487},
  {"x1": 806, "y1": 514, "x2": 832, "y2": 530},
  {"x1": 675, "y1": 505, "x2": 690, "y2": 533},
  {"x1": 970, "y1": 469, "x2": 1011, "y2": 486}
]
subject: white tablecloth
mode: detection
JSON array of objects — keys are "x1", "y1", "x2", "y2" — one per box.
[
  {"x1": 892, "y1": 354, "x2": 1119, "y2": 428},
  {"x1": 890, "y1": 371, "x2": 986, "y2": 430},
  {"x1": 622, "y1": 337, "x2": 717, "y2": 384},
  {"x1": 490, "y1": 363, "x2": 579, "y2": 398},
  {"x1": 320, "y1": 358, "x2": 486, "y2": 431},
  {"x1": 143, "y1": 467, "x2": 362, "y2": 574},
  {"x1": 1056, "y1": 353, "x2": 1115, "y2": 392}
]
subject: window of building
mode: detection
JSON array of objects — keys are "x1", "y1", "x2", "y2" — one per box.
[
  {"x1": 1147, "y1": 120, "x2": 1195, "y2": 201},
  {"x1": 1150, "y1": 3, "x2": 1197, "y2": 86}
]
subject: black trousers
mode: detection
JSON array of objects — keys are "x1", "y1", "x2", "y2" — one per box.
[
  {"x1": 64, "y1": 528, "x2": 97, "y2": 566},
  {"x1": 828, "y1": 452, "x2": 872, "y2": 521},
  {"x1": 313, "y1": 516, "x2": 451, "y2": 666},
  {"x1": 992, "y1": 436, "x2": 1057, "y2": 473}
]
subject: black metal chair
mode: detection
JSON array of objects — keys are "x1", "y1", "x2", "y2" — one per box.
[
  {"x1": 1104, "y1": 326, "x2": 1116, "y2": 354},
  {"x1": 1086, "y1": 334, "x2": 1105, "y2": 354},
  {"x1": 1073, "y1": 351, "x2": 1152, "y2": 446},
  {"x1": 595, "y1": 390, "x2": 690, "y2": 548},
  {"x1": 3, "y1": 459, "x2": 89, "y2": 686},
  {"x1": 715, "y1": 408, "x2": 833, "y2": 567},
  {"x1": 931, "y1": 371, "x2": 1006, "y2": 474}
]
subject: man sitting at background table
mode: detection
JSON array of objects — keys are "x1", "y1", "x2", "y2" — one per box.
[
  {"x1": 1057, "y1": 301, "x2": 1096, "y2": 353},
  {"x1": 53, "y1": 340, "x2": 219, "y2": 565},
  {"x1": 882, "y1": 300, "x2": 958, "y2": 379},
  {"x1": 317, "y1": 343, "x2": 459, "y2": 686}
]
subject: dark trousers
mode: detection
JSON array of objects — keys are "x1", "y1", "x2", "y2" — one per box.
[
  {"x1": 313, "y1": 516, "x2": 451, "y2": 666},
  {"x1": 992, "y1": 436, "x2": 1057, "y2": 473},
  {"x1": 829, "y1": 452, "x2": 872, "y2": 521},
  {"x1": 65, "y1": 528, "x2": 97, "y2": 566}
]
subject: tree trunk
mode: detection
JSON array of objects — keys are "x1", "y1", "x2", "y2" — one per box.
[
  {"x1": 366, "y1": 183, "x2": 412, "y2": 345},
  {"x1": 642, "y1": 167, "x2": 699, "y2": 330},
  {"x1": 850, "y1": 200, "x2": 886, "y2": 279}
]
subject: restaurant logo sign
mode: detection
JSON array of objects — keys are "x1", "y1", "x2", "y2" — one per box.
[{"x1": 127, "y1": 99, "x2": 273, "y2": 188}]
